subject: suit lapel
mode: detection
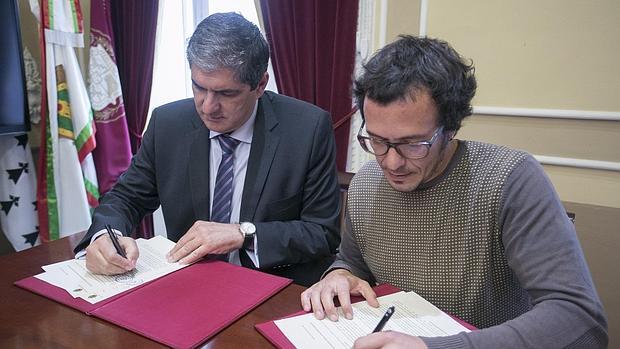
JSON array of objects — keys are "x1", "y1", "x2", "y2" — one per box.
[
  {"x1": 240, "y1": 93, "x2": 280, "y2": 221},
  {"x1": 188, "y1": 116, "x2": 211, "y2": 221}
]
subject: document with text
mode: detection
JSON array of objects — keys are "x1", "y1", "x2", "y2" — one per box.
[
  {"x1": 275, "y1": 291, "x2": 470, "y2": 349},
  {"x1": 34, "y1": 235, "x2": 189, "y2": 304}
]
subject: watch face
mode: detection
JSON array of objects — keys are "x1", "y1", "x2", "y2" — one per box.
[{"x1": 241, "y1": 222, "x2": 256, "y2": 236}]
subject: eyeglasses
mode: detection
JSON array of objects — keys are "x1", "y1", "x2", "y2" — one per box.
[{"x1": 357, "y1": 123, "x2": 444, "y2": 159}]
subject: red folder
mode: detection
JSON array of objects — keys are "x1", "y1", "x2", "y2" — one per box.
[
  {"x1": 15, "y1": 260, "x2": 292, "y2": 349},
  {"x1": 255, "y1": 284, "x2": 476, "y2": 349}
]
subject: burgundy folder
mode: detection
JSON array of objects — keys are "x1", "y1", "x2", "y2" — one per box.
[
  {"x1": 15, "y1": 260, "x2": 292, "y2": 349},
  {"x1": 255, "y1": 284, "x2": 476, "y2": 349}
]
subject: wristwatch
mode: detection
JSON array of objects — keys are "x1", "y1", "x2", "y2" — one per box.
[{"x1": 239, "y1": 222, "x2": 256, "y2": 248}]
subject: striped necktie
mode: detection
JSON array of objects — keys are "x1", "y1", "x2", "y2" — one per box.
[{"x1": 211, "y1": 134, "x2": 240, "y2": 223}]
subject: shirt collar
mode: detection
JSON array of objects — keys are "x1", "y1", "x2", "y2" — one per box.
[{"x1": 209, "y1": 101, "x2": 257, "y2": 144}]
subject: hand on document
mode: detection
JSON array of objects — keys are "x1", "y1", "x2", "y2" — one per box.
[
  {"x1": 166, "y1": 221, "x2": 244, "y2": 264},
  {"x1": 353, "y1": 331, "x2": 428, "y2": 349},
  {"x1": 283, "y1": 291, "x2": 468, "y2": 349},
  {"x1": 36, "y1": 236, "x2": 190, "y2": 304},
  {"x1": 301, "y1": 269, "x2": 379, "y2": 321},
  {"x1": 86, "y1": 233, "x2": 138, "y2": 275}
]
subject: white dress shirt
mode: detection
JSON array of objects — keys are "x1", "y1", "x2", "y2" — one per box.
[{"x1": 209, "y1": 102, "x2": 260, "y2": 267}]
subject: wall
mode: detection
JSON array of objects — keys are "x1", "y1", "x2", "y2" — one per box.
[{"x1": 426, "y1": 0, "x2": 620, "y2": 208}]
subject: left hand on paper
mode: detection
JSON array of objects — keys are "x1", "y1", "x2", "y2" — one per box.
[
  {"x1": 301, "y1": 268, "x2": 379, "y2": 321},
  {"x1": 166, "y1": 221, "x2": 243, "y2": 264},
  {"x1": 353, "y1": 331, "x2": 428, "y2": 349}
]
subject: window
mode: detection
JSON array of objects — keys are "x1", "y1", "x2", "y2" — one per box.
[{"x1": 148, "y1": 0, "x2": 277, "y2": 128}]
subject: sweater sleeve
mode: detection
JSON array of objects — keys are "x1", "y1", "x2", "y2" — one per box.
[
  {"x1": 323, "y1": 211, "x2": 377, "y2": 284},
  {"x1": 422, "y1": 155, "x2": 608, "y2": 349}
]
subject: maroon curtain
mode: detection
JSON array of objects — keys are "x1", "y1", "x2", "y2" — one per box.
[
  {"x1": 90, "y1": 0, "x2": 133, "y2": 196},
  {"x1": 111, "y1": 0, "x2": 159, "y2": 238},
  {"x1": 260, "y1": 0, "x2": 359, "y2": 171}
]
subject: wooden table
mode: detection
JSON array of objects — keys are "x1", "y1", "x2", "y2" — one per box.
[{"x1": 0, "y1": 233, "x2": 305, "y2": 348}]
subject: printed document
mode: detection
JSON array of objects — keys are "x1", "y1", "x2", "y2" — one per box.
[
  {"x1": 275, "y1": 291, "x2": 470, "y2": 349},
  {"x1": 34, "y1": 235, "x2": 188, "y2": 304}
]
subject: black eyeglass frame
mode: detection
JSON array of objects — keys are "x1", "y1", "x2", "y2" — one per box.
[{"x1": 356, "y1": 121, "x2": 445, "y2": 160}]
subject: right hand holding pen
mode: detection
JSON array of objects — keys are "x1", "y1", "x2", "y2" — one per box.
[
  {"x1": 300, "y1": 269, "x2": 379, "y2": 322},
  {"x1": 85, "y1": 234, "x2": 138, "y2": 275}
]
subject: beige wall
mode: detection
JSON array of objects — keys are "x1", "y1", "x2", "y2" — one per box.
[
  {"x1": 385, "y1": 0, "x2": 420, "y2": 45},
  {"x1": 375, "y1": 0, "x2": 620, "y2": 208}
]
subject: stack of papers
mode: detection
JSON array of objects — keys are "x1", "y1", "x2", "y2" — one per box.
[
  {"x1": 274, "y1": 291, "x2": 470, "y2": 349},
  {"x1": 34, "y1": 235, "x2": 189, "y2": 304}
]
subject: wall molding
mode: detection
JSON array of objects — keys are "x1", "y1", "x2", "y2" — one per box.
[
  {"x1": 378, "y1": 0, "x2": 387, "y2": 47},
  {"x1": 472, "y1": 107, "x2": 620, "y2": 171},
  {"x1": 473, "y1": 106, "x2": 620, "y2": 121},
  {"x1": 534, "y1": 155, "x2": 620, "y2": 172},
  {"x1": 419, "y1": 0, "x2": 429, "y2": 36}
]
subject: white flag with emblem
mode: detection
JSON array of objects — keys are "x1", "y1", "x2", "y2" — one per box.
[{"x1": 0, "y1": 134, "x2": 40, "y2": 251}]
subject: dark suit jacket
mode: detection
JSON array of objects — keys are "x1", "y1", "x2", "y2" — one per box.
[{"x1": 75, "y1": 91, "x2": 341, "y2": 285}]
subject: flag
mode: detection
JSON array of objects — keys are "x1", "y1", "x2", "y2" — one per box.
[
  {"x1": 88, "y1": 0, "x2": 132, "y2": 195},
  {"x1": 0, "y1": 134, "x2": 40, "y2": 251},
  {"x1": 32, "y1": 0, "x2": 99, "y2": 241}
]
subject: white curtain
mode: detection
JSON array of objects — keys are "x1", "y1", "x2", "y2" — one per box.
[{"x1": 346, "y1": 0, "x2": 376, "y2": 173}]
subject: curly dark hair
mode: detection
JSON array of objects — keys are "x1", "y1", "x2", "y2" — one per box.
[{"x1": 354, "y1": 35, "x2": 477, "y2": 132}]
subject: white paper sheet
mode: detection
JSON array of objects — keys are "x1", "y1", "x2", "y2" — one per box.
[
  {"x1": 275, "y1": 291, "x2": 470, "y2": 349},
  {"x1": 35, "y1": 235, "x2": 189, "y2": 303}
]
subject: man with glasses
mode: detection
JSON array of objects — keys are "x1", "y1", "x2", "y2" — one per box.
[{"x1": 301, "y1": 36, "x2": 607, "y2": 348}]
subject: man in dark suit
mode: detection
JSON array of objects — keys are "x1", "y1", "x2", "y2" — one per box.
[{"x1": 74, "y1": 12, "x2": 340, "y2": 286}]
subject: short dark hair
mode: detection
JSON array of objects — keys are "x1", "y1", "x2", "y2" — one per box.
[
  {"x1": 187, "y1": 12, "x2": 269, "y2": 90},
  {"x1": 354, "y1": 35, "x2": 477, "y2": 132}
]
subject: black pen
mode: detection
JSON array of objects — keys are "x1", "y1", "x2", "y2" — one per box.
[
  {"x1": 372, "y1": 306, "x2": 395, "y2": 333},
  {"x1": 105, "y1": 224, "x2": 127, "y2": 259}
]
